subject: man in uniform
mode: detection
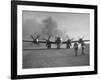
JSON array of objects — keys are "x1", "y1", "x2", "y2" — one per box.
[
  {"x1": 81, "y1": 42, "x2": 85, "y2": 55},
  {"x1": 74, "y1": 42, "x2": 78, "y2": 56}
]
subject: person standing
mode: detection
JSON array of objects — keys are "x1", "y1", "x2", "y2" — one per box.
[
  {"x1": 81, "y1": 42, "x2": 86, "y2": 55},
  {"x1": 74, "y1": 42, "x2": 78, "y2": 56}
]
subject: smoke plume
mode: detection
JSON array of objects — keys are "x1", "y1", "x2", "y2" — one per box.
[
  {"x1": 23, "y1": 17, "x2": 67, "y2": 40},
  {"x1": 41, "y1": 17, "x2": 65, "y2": 40}
]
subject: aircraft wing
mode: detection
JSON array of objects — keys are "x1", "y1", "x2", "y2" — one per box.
[
  {"x1": 71, "y1": 41, "x2": 78, "y2": 43},
  {"x1": 82, "y1": 40, "x2": 90, "y2": 42},
  {"x1": 50, "y1": 41, "x2": 57, "y2": 44},
  {"x1": 72, "y1": 40, "x2": 90, "y2": 43},
  {"x1": 39, "y1": 40, "x2": 56, "y2": 44},
  {"x1": 23, "y1": 40, "x2": 33, "y2": 42},
  {"x1": 62, "y1": 41, "x2": 67, "y2": 44},
  {"x1": 62, "y1": 40, "x2": 90, "y2": 44},
  {"x1": 62, "y1": 41, "x2": 76, "y2": 44},
  {"x1": 38, "y1": 40, "x2": 46, "y2": 43}
]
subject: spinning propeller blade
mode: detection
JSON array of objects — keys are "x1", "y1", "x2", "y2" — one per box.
[
  {"x1": 36, "y1": 35, "x2": 40, "y2": 39},
  {"x1": 48, "y1": 35, "x2": 51, "y2": 40},
  {"x1": 82, "y1": 36, "x2": 84, "y2": 39},
  {"x1": 30, "y1": 35, "x2": 35, "y2": 40},
  {"x1": 70, "y1": 38, "x2": 74, "y2": 41}
]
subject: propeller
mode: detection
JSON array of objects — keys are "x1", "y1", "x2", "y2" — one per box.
[
  {"x1": 64, "y1": 34, "x2": 73, "y2": 41},
  {"x1": 66, "y1": 35, "x2": 74, "y2": 42},
  {"x1": 70, "y1": 38, "x2": 74, "y2": 41},
  {"x1": 82, "y1": 36, "x2": 84, "y2": 39},
  {"x1": 30, "y1": 33, "x2": 40, "y2": 45},
  {"x1": 36, "y1": 35, "x2": 40, "y2": 39},
  {"x1": 78, "y1": 36, "x2": 85, "y2": 43},
  {"x1": 30, "y1": 35, "x2": 35, "y2": 40},
  {"x1": 79, "y1": 36, "x2": 84, "y2": 40},
  {"x1": 48, "y1": 35, "x2": 51, "y2": 40},
  {"x1": 43, "y1": 35, "x2": 51, "y2": 41}
]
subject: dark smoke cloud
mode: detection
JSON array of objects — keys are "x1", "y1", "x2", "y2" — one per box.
[
  {"x1": 41, "y1": 17, "x2": 66, "y2": 40},
  {"x1": 23, "y1": 17, "x2": 67, "y2": 41}
]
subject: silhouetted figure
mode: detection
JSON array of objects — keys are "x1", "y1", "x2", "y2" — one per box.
[
  {"x1": 66, "y1": 39, "x2": 71, "y2": 49},
  {"x1": 81, "y1": 42, "x2": 86, "y2": 55},
  {"x1": 74, "y1": 42, "x2": 78, "y2": 56}
]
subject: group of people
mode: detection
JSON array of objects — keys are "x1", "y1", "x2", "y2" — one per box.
[{"x1": 73, "y1": 42, "x2": 86, "y2": 56}]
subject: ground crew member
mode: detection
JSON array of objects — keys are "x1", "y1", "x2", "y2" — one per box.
[
  {"x1": 74, "y1": 42, "x2": 78, "y2": 56},
  {"x1": 81, "y1": 42, "x2": 85, "y2": 55}
]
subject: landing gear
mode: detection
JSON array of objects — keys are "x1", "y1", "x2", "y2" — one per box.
[
  {"x1": 46, "y1": 44, "x2": 51, "y2": 49},
  {"x1": 66, "y1": 44, "x2": 70, "y2": 49},
  {"x1": 56, "y1": 43, "x2": 60, "y2": 49},
  {"x1": 55, "y1": 37, "x2": 61, "y2": 49},
  {"x1": 46, "y1": 41, "x2": 51, "y2": 49}
]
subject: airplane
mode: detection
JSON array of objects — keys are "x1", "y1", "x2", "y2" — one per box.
[
  {"x1": 78, "y1": 37, "x2": 90, "y2": 44},
  {"x1": 62, "y1": 38, "x2": 74, "y2": 49},
  {"x1": 72, "y1": 36, "x2": 90, "y2": 44},
  {"x1": 38, "y1": 35, "x2": 55, "y2": 49},
  {"x1": 23, "y1": 33, "x2": 62, "y2": 49},
  {"x1": 62, "y1": 36, "x2": 90, "y2": 49},
  {"x1": 39, "y1": 35, "x2": 62, "y2": 49},
  {"x1": 23, "y1": 34, "x2": 56, "y2": 49},
  {"x1": 23, "y1": 33, "x2": 90, "y2": 49},
  {"x1": 23, "y1": 33, "x2": 40, "y2": 45}
]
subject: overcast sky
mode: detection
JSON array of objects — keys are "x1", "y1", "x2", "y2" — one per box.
[{"x1": 22, "y1": 10, "x2": 90, "y2": 40}]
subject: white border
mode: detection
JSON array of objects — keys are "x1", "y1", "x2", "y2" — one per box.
[{"x1": 17, "y1": 5, "x2": 94, "y2": 75}]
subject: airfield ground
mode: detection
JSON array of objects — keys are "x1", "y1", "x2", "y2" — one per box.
[{"x1": 23, "y1": 46, "x2": 89, "y2": 69}]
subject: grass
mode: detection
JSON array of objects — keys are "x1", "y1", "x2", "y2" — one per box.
[{"x1": 23, "y1": 45, "x2": 89, "y2": 69}]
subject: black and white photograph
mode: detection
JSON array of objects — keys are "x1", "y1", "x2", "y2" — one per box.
[
  {"x1": 22, "y1": 11, "x2": 90, "y2": 69},
  {"x1": 11, "y1": 1, "x2": 97, "y2": 79}
]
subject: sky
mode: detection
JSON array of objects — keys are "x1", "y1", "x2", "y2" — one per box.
[{"x1": 22, "y1": 10, "x2": 90, "y2": 40}]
